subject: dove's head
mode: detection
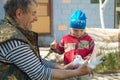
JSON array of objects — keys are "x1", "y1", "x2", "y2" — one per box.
[{"x1": 75, "y1": 55, "x2": 83, "y2": 61}]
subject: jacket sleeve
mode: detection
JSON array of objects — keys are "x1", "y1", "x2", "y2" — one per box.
[
  {"x1": 57, "y1": 39, "x2": 65, "y2": 54},
  {"x1": 88, "y1": 39, "x2": 95, "y2": 55}
]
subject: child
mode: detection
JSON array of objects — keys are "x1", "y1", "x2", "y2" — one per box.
[{"x1": 50, "y1": 10, "x2": 95, "y2": 65}]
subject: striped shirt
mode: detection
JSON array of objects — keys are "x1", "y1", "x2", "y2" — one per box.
[{"x1": 0, "y1": 40, "x2": 56, "y2": 80}]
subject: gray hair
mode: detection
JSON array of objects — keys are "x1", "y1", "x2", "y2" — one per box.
[{"x1": 4, "y1": 0, "x2": 38, "y2": 19}]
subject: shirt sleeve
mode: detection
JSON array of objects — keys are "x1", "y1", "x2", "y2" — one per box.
[
  {"x1": 88, "y1": 39, "x2": 95, "y2": 54},
  {"x1": 41, "y1": 59, "x2": 56, "y2": 68},
  {"x1": 57, "y1": 39, "x2": 64, "y2": 54},
  {"x1": 1, "y1": 40, "x2": 53, "y2": 80}
]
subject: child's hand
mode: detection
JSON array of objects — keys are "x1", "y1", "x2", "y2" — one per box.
[
  {"x1": 50, "y1": 40, "x2": 57, "y2": 50},
  {"x1": 84, "y1": 55, "x2": 91, "y2": 60}
]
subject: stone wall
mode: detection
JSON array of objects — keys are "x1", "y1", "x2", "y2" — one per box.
[
  {"x1": 86, "y1": 28, "x2": 119, "y2": 54},
  {"x1": 40, "y1": 28, "x2": 120, "y2": 63}
]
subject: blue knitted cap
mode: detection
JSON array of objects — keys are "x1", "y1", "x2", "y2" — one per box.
[{"x1": 70, "y1": 10, "x2": 87, "y2": 29}]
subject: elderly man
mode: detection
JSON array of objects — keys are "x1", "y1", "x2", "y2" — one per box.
[{"x1": 0, "y1": 0, "x2": 92, "y2": 80}]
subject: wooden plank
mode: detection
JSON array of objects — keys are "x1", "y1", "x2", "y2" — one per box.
[
  {"x1": 58, "y1": 25, "x2": 68, "y2": 30},
  {"x1": 38, "y1": 0, "x2": 48, "y2": 3},
  {"x1": 37, "y1": 5, "x2": 48, "y2": 16},
  {"x1": 32, "y1": 16, "x2": 50, "y2": 33}
]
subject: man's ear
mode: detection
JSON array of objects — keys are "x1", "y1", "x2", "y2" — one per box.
[{"x1": 16, "y1": 9, "x2": 23, "y2": 19}]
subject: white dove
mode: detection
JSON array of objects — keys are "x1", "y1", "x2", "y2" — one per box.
[
  {"x1": 73, "y1": 44, "x2": 104, "y2": 69},
  {"x1": 73, "y1": 55, "x2": 85, "y2": 65}
]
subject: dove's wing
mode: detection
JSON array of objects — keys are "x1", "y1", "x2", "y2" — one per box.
[
  {"x1": 88, "y1": 44, "x2": 105, "y2": 69},
  {"x1": 88, "y1": 44, "x2": 100, "y2": 69},
  {"x1": 94, "y1": 53, "x2": 104, "y2": 66},
  {"x1": 89, "y1": 44, "x2": 100, "y2": 63},
  {"x1": 73, "y1": 44, "x2": 104, "y2": 69}
]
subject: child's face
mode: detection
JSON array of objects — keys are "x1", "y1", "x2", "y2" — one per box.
[{"x1": 70, "y1": 28, "x2": 85, "y2": 38}]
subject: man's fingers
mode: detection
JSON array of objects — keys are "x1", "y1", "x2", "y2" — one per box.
[{"x1": 89, "y1": 70, "x2": 94, "y2": 77}]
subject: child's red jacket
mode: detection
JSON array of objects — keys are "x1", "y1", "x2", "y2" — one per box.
[{"x1": 57, "y1": 33, "x2": 95, "y2": 65}]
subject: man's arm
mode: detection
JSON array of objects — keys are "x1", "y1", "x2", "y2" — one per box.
[
  {"x1": 2, "y1": 40, "x2": 91, "y2": 80},
  {"x1": 52, "y1": 61, "x2": 91, "y2": 79},
  {"x1": 2, "y1": 40, "x2": 53, "y2": 80}
]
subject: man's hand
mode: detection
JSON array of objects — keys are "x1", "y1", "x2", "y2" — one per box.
[
  {"x1": 76, "y1": 60, "x2": 93, "y2": 76},
  {"x1": 84, "y1": 54, "x2": 91, "y2": 60}
]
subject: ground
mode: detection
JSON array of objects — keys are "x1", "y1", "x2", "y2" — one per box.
[{"x1": 90, "y1": 73, "x2": 120, "y2": 80}]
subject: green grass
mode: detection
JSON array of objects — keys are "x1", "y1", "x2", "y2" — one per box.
[{"x1": 95, "y1": 51, "x2": 119, "y2": 73}]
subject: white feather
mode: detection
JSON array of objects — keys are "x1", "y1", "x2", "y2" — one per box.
[{"x1": 73, "y1": 44, "x2": 104, "y2": 69}]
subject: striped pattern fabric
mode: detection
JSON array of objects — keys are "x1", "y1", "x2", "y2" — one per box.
[{"x1": 0, "y1": 40, "x2": 55, "y2": 80}]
